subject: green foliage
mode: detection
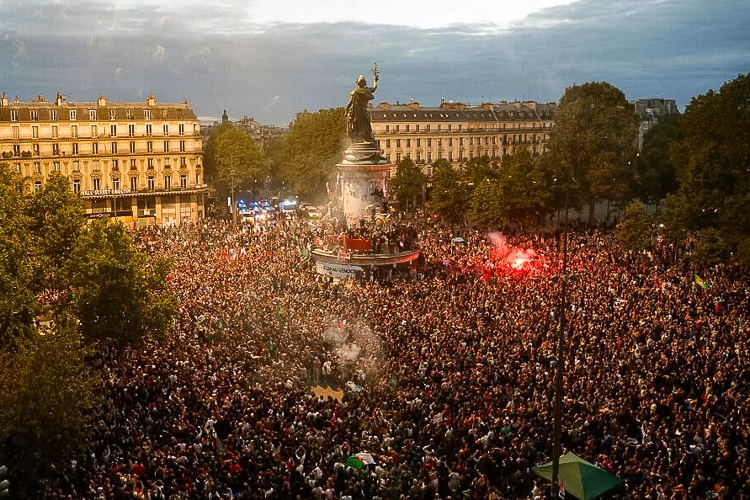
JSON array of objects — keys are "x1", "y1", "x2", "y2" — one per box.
[
  {"x1": 271, "y1": 108, "x2": 346, "y2": 202},
  {"x1": 690, "y1": 228, "x2": 732, "y2": 266},
  {"x1": 428, "y1": 159, "x2": 470, "y2": 225},
  {"x1": 390, "y1": 157, "x2": 427, "y2": 210},
  {"x1": 213, "y1": 125, "x2": 267, "y2": 191},
  {"x1": 463, "y1": 155, "x2": 499, "y2": 188},
  {"x1": 0, "y1": 163, "x2": 39, "y2": 346},
  {"x1": 634, "y1": 113, "x2": 682, "y2": 206},
  {"x1": 470, "y1": 178, "x2": 504, "y2": 230},
  {"x1": 27, "y1": 172, "x2": 86, "y2": 289},
  {"x1": 667, "y1": 73, "x2": 750, "y2": 265},
  {"x1": 69, "y1": 219, "x2": 178, "y2": 353},
  {"x1": 617, "y1": 200, "x2": 654, "y2": 252},
  {"x1": 0, "y1": 311, "x2": 95, "y2": 498},
  {"x1": 546, "y1": 81, "x2": 639, "y2": 222}
]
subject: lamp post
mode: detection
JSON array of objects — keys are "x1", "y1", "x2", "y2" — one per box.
[
  {"x1": 551, "y1": 187, "x2": 573, "y2": 497},
  {"x1": 230, "y1": 167, "x2": 236, "y2": 225}
]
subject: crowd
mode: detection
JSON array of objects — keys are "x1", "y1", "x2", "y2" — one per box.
[{"x1": 51, "y1": 214, "x2": 749, "y2": 499}]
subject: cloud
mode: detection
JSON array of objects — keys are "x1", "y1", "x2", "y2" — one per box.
[{"x1": 0, "y1": 0, "x2": 747, "y2": 125}]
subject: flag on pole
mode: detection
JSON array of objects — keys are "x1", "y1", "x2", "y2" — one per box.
[{"x1": 695, "y1": 274, "x2": 708, "y2": 289}]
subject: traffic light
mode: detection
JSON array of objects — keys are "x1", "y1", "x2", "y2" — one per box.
[{"x1": 0, "y1": 465, "x2": 8, "y2": 497}]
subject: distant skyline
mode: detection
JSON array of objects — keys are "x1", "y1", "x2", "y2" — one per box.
[{"x1": 0, "y1": 0, "x2": 748, "y2": 126}]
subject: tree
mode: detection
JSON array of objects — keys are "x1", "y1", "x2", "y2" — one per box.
[
  {"x1": 546, "y1": 82, "x2": 639, "y2": 223},
  {"x1": 390, "y1": 157, "x2": 427, "y2": 211},
  {"x1": 212, "y1": 125, "x2": 267, "y2": 198},
  {"x1": 0, "y1": 311, "x2": 95, "y2": 498},
  {"x1": 634, "y1": 113, "x2": 682, "y2": 207},
  {"x1": 667, "y1": 73, "x2": 750, "y2": 265},
  {"x1": 0, "y1": 163, "x2": 39, "y2": 347},
  {"x1": 272, "y1": 108, "x2": 346, "y2": 203},
  {"x1": 463, "y1": 155, "x2": 499, "y2": 188},
  {"x1": 617, "y1": 200, "x2": 654, "y2": 252},
  {"x1": 68, "y1": 219, "x2": 178, "y2": 354},
  {"x1": 497, "y1": 150, "x2": 552, "y2": 229},
  {"x1": 470, "y1": 178, "x2": 504, "y2": 230},
  {"x1": 429, "y1": 159, "x2": 470, "y2": 225},
  {"x1": 27, "y1": 171, "x2": 86, "y2": 290}
]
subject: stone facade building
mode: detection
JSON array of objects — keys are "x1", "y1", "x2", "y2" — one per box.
[
  {"x1": 0, "y1": 92, "x2": 207, "y2": 226},
  {"x1": 369, "y1": 99, "x2": 556, "y2": 176}
]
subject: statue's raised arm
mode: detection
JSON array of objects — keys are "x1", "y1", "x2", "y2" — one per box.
[{"x1": 345, "y1": 65, "x2": 379, "y2": 145}]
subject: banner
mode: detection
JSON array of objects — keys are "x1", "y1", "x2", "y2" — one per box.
[
  {"x1": 315, "y1": 261, "x2": 363, "y2": 279},
  {"x1": 344, "y1": 236, "x2": 371, "y2": 252}
]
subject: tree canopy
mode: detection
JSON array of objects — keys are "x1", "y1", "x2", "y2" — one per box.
[
  {"x1": 546, "y1": 81, "x2": 639, "y2": 222},
  {"x1": 428, "y1": 158, "x2": 470, "y2": 225},
  {"x1": 666, "y1": 73, "x2": 750, "y2": 265},
  {"x1": 271, "y1": 108, "x2": 346, "y2": 203},
  {"x1": 389, "y1": 157, "x2": 427, "y2": 211}
]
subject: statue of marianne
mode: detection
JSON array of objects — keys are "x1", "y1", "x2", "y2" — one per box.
[{"x1": 345, "y1": 64, "x2": 379, "y2": 145}]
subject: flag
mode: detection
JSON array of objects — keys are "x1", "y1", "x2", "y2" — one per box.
[
  {"x1": 267, "y1": 339, "x2": 274, "y2": 351},
  {"x1": 346, "y1": 455, "x2": 364, "y2": 469},
  {"x1": 559, "y1": 480, "x2": 566, "y2": 498},
  {"x1": 695, "y1": 274, "x2": 708, "y2": 289}
]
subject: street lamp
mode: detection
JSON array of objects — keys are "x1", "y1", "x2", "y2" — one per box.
[
  {"x1": 230, "y1": 167, "x2": 236, "y2": 225},
  {"x1": 550, "y1": 187, "x2": 575, "y2": 497}
]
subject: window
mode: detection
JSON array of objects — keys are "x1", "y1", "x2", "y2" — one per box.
[
  {"x1": 163, "y1": 124, "x2": 169, "y2": 135},
  {"x1": 426, "y1": 124, "x2": 431, "y2": 132},
  {"x1": 180, "y1": 157, "x2": 187, "y2": 168},
  {"x1": 93, "y1": 178, "x2": 100, "y2": 191},
  {"x1": 448, "y1": 138, "x2": 453, "y2": 146},
  {"x1": 73, "y1": 179, "x2": 80, "y2": 194},
  {"x1": 130, "y1": 141, "x2": 136, "y2": 154},
  {"x1": 30, "y1": 110, "x2": 38, "y2": 121},
  {"x1": 144, "y1": 109, "x2": 151, "y2": 120},
  {"x1": 163, "y1": 141, "x2": 169, "y2": 152},
  {"x1": 395, "y1": 125, "x2": 400, "y2": 132},
  {"x1": 33, "y1": 144, "x2": 40, "y2": 156},
  {"x1": 72, "y1": 125, "x2": 78, "y2": 138},
  {"x1": 35, "y1": 181, "x2": 42, "y2": 192},
  {"x1": 385, "y1": 139, "x2": 391, "y2": 148},
  {"x1": 110, "y1": 125, "x2": 117, "y2": 137},
  {"x1": 130, "y1": 176, "x2": 137, "y2": 191},
  {"x1": 73, "y1": 161, "x2": 80, "y2": 172},
  {"x1": 52, "y1": 125, "x2": 58, "y2": 138},
  {"x1": 50, "y1": 110, "x2": 57, "y2": 121},
  {"x1": 416, "y1": 138, "x2": 421, "y2": 147},
  {"x1": 92, "y1": 143, "x2": 99, "y2": 154},
  {"x1": 415, "y1": 124, "x2": 420, "y2": 132},
  {"x1": 32, "y1": 126, "x2": 39, "y2": 139},
  {"x1": 178, "y1": 123, "x2": 185, "y2": 136},
  {"x1": 72, "y1": 143, "x2": 79, "y2": 155},
  {"x1": 129, "y1": 124, "x2": 135, "y2": 137},
  {"x1": 396, "y1": 139, "x2": 401, "y2": 147},
  {"x1": 427, "y1": 138, "x2": 431, "y2": 147},
  {"x1": 109, "y1": 109, "x2": 116, "y2": 120},
  {"x1": 89, "y1": 110, "x2": 97, "y2": 120},
  {"x1": 11, "y1": 126, "x2": 19, "y2": 139},
  {"x1": 130, "y1": 159, "x2": 137, "y2": 169},
  {"x1": 164, "y1": 175, "x2": 171, "y2": 190},
  {"x1": 13, "y1": 144, "x2": 19, "y2": 156},
  {"x1": 52, "y1": 161, "x2": 60, "y2": 172},
  {"x1": 91, "y1": 124, "x2": 98, "y2": 137},
  {"x1": 396, "y1": 153, "x2": 401, "y2": 163},
  {"x1": 92, "y1": 160, "x2": 100, "y2": 171},
  {"x1": 69, "y1": 110, "x2": 76, "y2": 120},
  {"x1": 147, "y1": 141, "x2": 153, "y2": 153},
  {"x1": 34, "y1": 162, "x2": 41, "y2": 174},
  {"x1": 14, "y1": 163, "x2": 21, "y2": 174},
  {"x1": 179, "y1": 140, "x2": 185, "y2": 152},
  {"x1": 406, "y1": 139, "x2": 411, "y2": 147},
  {"x1": 111, "y1": 142, "x2": 118, "y2": 154},
  {"x1": 180, "y1": 175, "x2": 187, "y2": 188},
  {"x1": 145, "y1": 124, "x2": 152, "y2": 136},
  {"x1": 406, "y1": 125, "x2": 410, "y2": 132},
  {"x1": 112, "y1": 159, "x2": 119, "y2": 170},
  {"x1": 147, "y1": 176, "x2": 155, "y2": 190},
  {"x1": 385, "y1": 125, "x2": 389, "y2": 132},
  {"x1": 126, "y1": 109, "x2": 133, "y2": 119},
  {"x1": 195, "y1": 173, "x2": 200, "y2": 184},
  {"x1": 10, "y1": 109, "x2": 18, "y2": 121},
  {"x1": 113, "y1": 178, "x2": 119, "y2": 190},
  {"x1": 147, "y1": 158, "x2": 154, "y2": 168}
]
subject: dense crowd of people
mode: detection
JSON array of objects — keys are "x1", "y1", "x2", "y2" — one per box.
[{"x1": 52, "y1": 214, "x2": 749, "y2": 499}]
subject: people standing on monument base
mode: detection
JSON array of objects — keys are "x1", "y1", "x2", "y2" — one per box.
[{"x1": 48, "y1": 215, "x2": 749, "y2": 499}]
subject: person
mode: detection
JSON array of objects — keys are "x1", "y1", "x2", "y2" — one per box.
[{"x1": 345, "y1": 66, "x2": 379, "y2": 145}]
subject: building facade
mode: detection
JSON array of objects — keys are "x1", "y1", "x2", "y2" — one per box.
[
  {"x1": 0, "y1": 92, "x2": 207, "y2": 226},
  {"x1": 369, "y1": 99, "x2": 556, "y2": 177},
  {"x1": 630, "y1": 98, "x2": 680, "y2": 150}
]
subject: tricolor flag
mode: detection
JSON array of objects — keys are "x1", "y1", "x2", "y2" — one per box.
[
  {"x1": 559, "y1": 480, "x2": 566, "y2": 498},
  {"x1": 695, "y1": 274, "x2": 708, "y2": 289}
]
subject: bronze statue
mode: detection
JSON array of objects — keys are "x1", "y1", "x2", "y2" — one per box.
[{"x1": 345, "y1": 64, "x2": 379, "y2": 145}]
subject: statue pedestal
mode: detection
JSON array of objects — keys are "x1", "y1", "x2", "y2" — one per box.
[{"x1": 337, "y1": 143, "x2": 391, "y2": 227}]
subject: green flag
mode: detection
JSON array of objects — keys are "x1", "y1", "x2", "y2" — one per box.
[
  {"x1": 695, "y1": 274, "x2": 708, "y2": 289},
  {"x1": 347, "y1": 455, "x2": 365, "y2": 469}
]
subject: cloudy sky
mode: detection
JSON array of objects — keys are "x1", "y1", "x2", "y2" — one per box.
[{"x1": 0, "y1": 0, "x2": 747, "y2": 126}]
